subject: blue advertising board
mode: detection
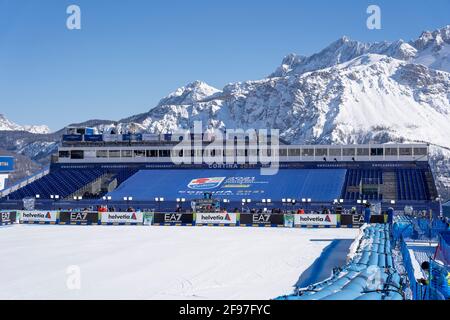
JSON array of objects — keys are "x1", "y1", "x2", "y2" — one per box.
[
  {"x1": 0, "y1": 157, "x2": 14, "y2": 172},
  {"x1": 62, "y1": 134, "x2": 83, "y2": 142},
  {"x1": 122, "y1": 133, "x2": 143, "y2": 141},
  {"x1": 84, "y1": 134, "x2": 104, "y2": 142}
]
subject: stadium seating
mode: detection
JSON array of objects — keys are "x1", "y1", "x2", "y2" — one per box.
[
  {"x1": 341, "y1": 168, "x2": 431, "y2": 202},
  {"x1": 342, "y1": 169, "x2": 383, "y2": 201},
  {"x1": 2, "y1": 165, "x2": 435, "y2": 204},
  {"x1": 7, "y1": 169, "x2": 105, "y2": 200},
  {"x1": 396, "y1": 169, "x2": 429, "y2": 201}
]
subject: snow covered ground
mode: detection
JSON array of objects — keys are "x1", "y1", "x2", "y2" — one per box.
[{"x1": 0, "y1": 225, "x2": 358, "y2": 300}]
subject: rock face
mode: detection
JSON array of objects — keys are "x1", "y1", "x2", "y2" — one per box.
[{"x1": 2, "y1": 25, "x2": 450, "y2": 198}]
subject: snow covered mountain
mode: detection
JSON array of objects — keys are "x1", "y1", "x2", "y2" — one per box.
[
  {"x1": 270, "y1": 25, "x2": 450, "y2": 77},
  {"x1": 0, "y1": 114, "x2": 50, "y2": 134},
  {"x1": 109, "y1": 54, "x2": 450, "y2": 149},
  {"x1": 3, "y1": 25, "x2": 450, "y2": 197}
]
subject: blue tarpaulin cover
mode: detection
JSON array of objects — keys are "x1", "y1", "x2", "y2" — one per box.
[{"x1": 107, "y1": 168, "x2": 347, "y2": 201}]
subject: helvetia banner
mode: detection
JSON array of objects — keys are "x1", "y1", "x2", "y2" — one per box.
[
  {"x1": 21, "y1": 211, "x2": 57, "y2": 223},
  {"x1": 195, "y1": 212, "x2": 237, "y2": 225},
  {"x1": 101, "y1": 212, "x2": 144, "y2": 224},
  {"x1": 294, "y1": 214, "x2": 338, "y2": 226},
  {"x1": 59, "y1": 211, "x2": 99, "y2": 225},
  {"x1": 240, "y1": 214, "x2": 284, "y2": 225},
  {"x1": 153, "y1": 213, "x2": 194, "y2": 224}
]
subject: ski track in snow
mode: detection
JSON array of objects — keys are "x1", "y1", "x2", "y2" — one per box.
[{"x1": 0, "y1": 225, "x2": 358, "y2": 300}]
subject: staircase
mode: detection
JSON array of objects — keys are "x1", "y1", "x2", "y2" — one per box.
[
  {"x1": 66, "y1": 173, "x2": 115, "y2": 200},
  {"x1": 380, "y1": 171, "x2": 397, "y2": 201},
  {"x1": 424, "y1": 171, "x2": 438, "y2": 200}
]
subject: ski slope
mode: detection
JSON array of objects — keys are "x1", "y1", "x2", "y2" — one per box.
[{"x1": 0, "y1": 225, "x2": 358, "y2": 300}]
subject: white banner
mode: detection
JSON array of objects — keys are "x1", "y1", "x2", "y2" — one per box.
[
  {"x1": 196, "y1": 212, "x2": 237, "y2": 225},
  {"x1": 102, "y1": 134, "x2": 121, "y2": 142},
  {"x1": 21, "y1": 211, "x2": 58, "y2": 223},
  {"x1": 294, "y1": 214, "x2": 338, "y2": 226},
  {"x1": 101, "y1": 212, "x2": 144, "y2": 224},
  {"x1": 142, "y1": 133, "x2": 160, "y2": 141}
]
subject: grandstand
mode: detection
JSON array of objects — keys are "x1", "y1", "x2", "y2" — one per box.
[{"x1": 0, "y1": 128, "x2": 440, "y2": 213}]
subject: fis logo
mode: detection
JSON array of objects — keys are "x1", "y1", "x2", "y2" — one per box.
[
  {"x1": 131, "y1": 213, "x2": 137, "y2": 220},
  {"x1": 224, "y1": 213, "x2": 231, "y2": 221},
  {"x1": 325, "y1": 215, "x2": 331, "y2": 223},
  {"x1": 46, "y1": 212, "x2": 52, "y2": 219},
  {"x1": 188, "y1": 177, "x2": 225, "y2": 190}
]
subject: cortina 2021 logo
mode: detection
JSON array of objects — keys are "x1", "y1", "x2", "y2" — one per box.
[{"x1": 188, "y1": 177, "x2": 226, "y2": 190}]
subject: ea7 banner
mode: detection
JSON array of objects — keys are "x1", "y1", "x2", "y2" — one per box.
[
  {"x1": 21, "y1": 211, "x2": 58, "y2": 223},
  {"x1": 101, "y1": 212, "x2": 144, "y2": 225},
  {"x1": 294, "y1": 214, "x2": 338, "y2": 227},
  {"x1": 0, "y1": 211, "x2": 16, "y2": 225},
  {"x1": 240, "y1": 214, "x2": 284, "y2": 226},
  {"x1": 195, "y1": 212, "x2": 237, "y2": 225},
  {"x1": 153, "y1": 213, "x2": 194, "y2": 225},
  {"x1": 59, "y1": 211, "x2": 98, "y2": 225},
  {"x1": 340, "y1": 214, "x2": 365, "y2": 227}
]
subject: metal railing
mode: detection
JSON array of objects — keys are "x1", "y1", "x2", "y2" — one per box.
[{"x1": 0, "y1": 167, "x2": 50, "y2": 199}]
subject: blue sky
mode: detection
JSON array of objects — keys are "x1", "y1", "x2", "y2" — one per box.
[{"x1": 0, "y1": 0, "x2": 449, "y2": 131}]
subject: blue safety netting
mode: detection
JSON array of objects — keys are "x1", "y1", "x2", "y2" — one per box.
[
  {"x1": 276, "y1": 224, "x2": 404, "y2": 300},
  {"x1": 107, "y1": 168, "x2": 346, "y2": 201}
]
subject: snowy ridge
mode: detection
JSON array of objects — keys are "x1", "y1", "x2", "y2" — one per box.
[
  {"x1": 0, "y1": 114, "x2": 50, "y2": 134},
  {"x1": 271, "y1": 25, "x2": 450, "y2": 77}
]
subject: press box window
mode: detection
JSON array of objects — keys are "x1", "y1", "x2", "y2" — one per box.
[
  {"x1": 96, "y1": 150, "x2": 108, "y2": 158},
  {"x1": 302, "y1": 148, "x2": 314, "y2": 157},
  {"x1": 315, "y1": 148, "x2": 328, "y2": 157},
  {"x1": 343, "y1": 148, "x2": 356, "y2": 156},
  {"x1": 59, "y1": 151, "x2": 70, "y2": 158},
  {"x1": 329, "y1": 148, "x2": 342, "y2": 157},
  {"x1": 70, "y1": 150, "x2": 84, "y2": 159},
  {"x1": 399, "y1": 148, "x2": 412, "y2": 156},
  {"x1": 109, "y1": 150, "x2": 120, "y2": 158},
  {"x1": 370, "y1": 148, "x2": 383, "y2": 156},
  {"x1": 159, "y1": 150, "x2": 171, "y2": 157},
  {"x1": 288, "y1": 149, "x2": 301, "y2": 156},
  {"x1": 121, "y1": 150, "x2": 133, "y2": 158},
  {"x1": 357, "y1": 148, "x2": 369, "y2": 156},
  {"x1": 414, "y1": 148, "x2": 427, "y2": 156},
  {"x1": 134, "y1": 150, "x2": 145, "y2": 158},
  {"x1": 385, "y1": 148, "x2": 398, "y2": 156},
  {"x1": 146, "y1": 150, "x2": 158, "y2": 158}
]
